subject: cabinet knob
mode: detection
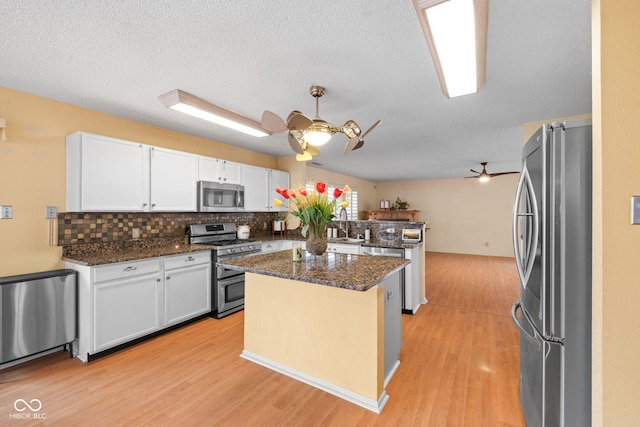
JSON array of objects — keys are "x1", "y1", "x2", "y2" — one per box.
[
  {"x1": 156, "y1": 278, "x2": 161, "y2": 282},
  {"x1": 142, "y1": 202, "x2": 148, "y2": 207},
  {"x1": 151, "y1": 203, "x2": 156, "y2": 208},
  {"x1": 166, "y1": 275, "x2": 171, "y2": 280}
]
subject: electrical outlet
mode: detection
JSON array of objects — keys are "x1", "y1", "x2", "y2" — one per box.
[
  {"x1": 132, "y1": 228, "x2": 140, "y2": 238},
  {"x1": 1, "y1": 205, "x2": 13, "y2": 219},
  {"x1": 386, "y1": 228, "x2": 395, "y2": 233},
  {"x1": 45, "y1": 206, "x2": 57, "y2": 219}
]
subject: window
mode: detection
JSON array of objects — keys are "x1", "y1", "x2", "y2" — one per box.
[{"x1": 305, "y1": 183, "x2": 359, "y2": 221}]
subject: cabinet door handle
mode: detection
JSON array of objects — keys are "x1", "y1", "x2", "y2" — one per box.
[
  {"x1": 123, "y1": 266, "x2": 137, "y2": 272},
  {"x1": 156, "y1": 278, "x2": 161, "y2": 282},
  {"x1": 151, "y1": 203, "x2": 156, "y2": 208},
  {"x1": 142, "y1": 202, "x2": 148, "y2": 207},
  {"x1": 166, "y1": 275, "x2": 171, "y2": 280},
  {"x1": 186, "y1": 256, "x2": 195, "y2": 262}
]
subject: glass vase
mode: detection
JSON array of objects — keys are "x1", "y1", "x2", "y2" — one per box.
[{"x1": 305, "y1": 222, "x2": 327, "y2": 256}]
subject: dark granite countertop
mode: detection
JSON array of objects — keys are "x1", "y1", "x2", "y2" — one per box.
[
  {"x1": 259, "y1": 235, "x2": 423, "y2": 250},
  {"x1": 62, "y1": 237, "x2": 211, "y2": 266},
  {"x1": 217, "y1": 250, "x2": 409, "y2": 292}
]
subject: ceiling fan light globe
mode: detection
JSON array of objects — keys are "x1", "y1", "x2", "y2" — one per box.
[
  {"x1": 303, "y1": 125, "x2": 332, "y2": 146},
  {"x1": 478, "y1": 175, "x2": 490, "y2": 183}
]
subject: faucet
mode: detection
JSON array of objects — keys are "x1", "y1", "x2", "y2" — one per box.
[{"x1": 338, "y1": 208, "x2": 349, "y2": 238}]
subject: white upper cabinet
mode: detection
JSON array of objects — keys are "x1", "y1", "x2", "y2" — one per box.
[
  {"x1": 67, "y1": 132, "x2": 149, "y2": 211},
  {"x1": 243, "y1": 166, "x2": 290, "y2": 212},
  {"x1": 150, "y1": 147, "x2": 197, "y2": 211},
  {"x1": 243, "y1": 165, "x2": 269, "y2": 211},
  {"x1": 67, "y1": 132, "x2": 197, "y2": 212},
  {"x1": 198, "y1": 156, "x2": 243, "y2": 185}
]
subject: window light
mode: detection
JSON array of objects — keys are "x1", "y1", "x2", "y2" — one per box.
[{"x1": 413, "y1": 0, "x2": 488, "y2": 98}]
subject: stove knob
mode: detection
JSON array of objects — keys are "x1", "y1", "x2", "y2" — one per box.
[
  {"x1": 226, "y1": 249, "x2": 232, "y2": 254},
  {"x1": 230, "y1": 248, "x2": 236, "y2": 253},
  {"x1": 240, "y1": 247, "x2": 245, "y2": 251}
]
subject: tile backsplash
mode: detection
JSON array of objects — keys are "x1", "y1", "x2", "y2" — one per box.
[
  {"x1": 58, "y1": 211, "x2": 280, "y2": 246},
  {"x1": 58, "y1": 212, "x2": 425, "y2": 246}
]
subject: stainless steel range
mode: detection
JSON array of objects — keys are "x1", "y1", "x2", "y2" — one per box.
[{"x1": 187, "y1": 223, "x2": 261, "y2": 318}]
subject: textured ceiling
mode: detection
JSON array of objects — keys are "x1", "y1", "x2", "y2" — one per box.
[{"x1": 0, "y1": 0, "x2": 591, "y2": 182}]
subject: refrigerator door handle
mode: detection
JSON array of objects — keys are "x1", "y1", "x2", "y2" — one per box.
[
  {"x1": 511, "y1": 301, "x2": 540, "y2": 349},
  {"x1": 512, "y1": 166, "x2": 539, "y2": 285}
]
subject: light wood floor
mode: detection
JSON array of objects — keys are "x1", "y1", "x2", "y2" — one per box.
[{"x1": 0, "y1": 252, "x2": 525, "y2": 426}]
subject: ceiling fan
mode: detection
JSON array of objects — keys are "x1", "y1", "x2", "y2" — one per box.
[
  {"x1": 261, "y1": 86, "x2": 381, "y2": 161},
  {"x1": 466, "y1": 162, "x2": 519, "y2": 182}
]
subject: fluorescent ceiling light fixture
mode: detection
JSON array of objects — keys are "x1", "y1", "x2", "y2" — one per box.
[
  {"x1": 158, "y1": 89, "x2": 271, "y2": 137},
  {"x1": 413, "y1": 0, "x2": 488, "y2": 98}
]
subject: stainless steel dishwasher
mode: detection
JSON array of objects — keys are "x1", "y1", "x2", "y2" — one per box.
[{"x1": 1, "y1": 269, "x2": 77, "y2": 364}]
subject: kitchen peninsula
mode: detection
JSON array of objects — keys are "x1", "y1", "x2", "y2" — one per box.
[{"x1": 218, "y1": 250, "x2": 409, "y2": 413}]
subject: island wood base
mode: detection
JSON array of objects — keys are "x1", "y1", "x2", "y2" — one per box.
[{"x1": 242, "y1": 272, "x2": 390, "y2": 413}]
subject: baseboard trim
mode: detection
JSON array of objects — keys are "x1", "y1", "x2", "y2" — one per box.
[{"x1": 240, "y1": 350, "x2": 389, "y2": 414}]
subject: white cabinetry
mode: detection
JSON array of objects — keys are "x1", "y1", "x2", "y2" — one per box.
[
  {"x1": 150, "y1": 147, "x2": 197, "y2": 211},
  {"x1": 327, "y1": 243, "x2": 360, "y2": 254},
  {"x1": 66, "y1": 132, "x2": 198, "y2": 212},
  {"x1": 404, "y1": 244, "x2": 423, "y2": 314},
  {"x1": 94, "y1": 264, "x2": 162, "y2": 353},
  {"x1": 198, "y1": 157, "x2": 243, "y2": 184},
  {"x1": 163, "y1": 252, "x2": 211, "y2": 326},
  {"x1": 66, "y1": 132, "x2": 149, "y2": 211},
  {"x1": 69, "y1": 251, "x2": 211, "y2": 362},
  {"x1": 243, "y1": 166, "x2": 290, "y2": 212}
]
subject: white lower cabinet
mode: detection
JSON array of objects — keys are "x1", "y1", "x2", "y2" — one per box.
[
  {"x1": 69, "y1": 251, "x2": 211, "y2": 362},
  {"x1": 164, "y1": 252, "x2": 211, "y2": 326},
  {"x1": 327, "y1": 243, "x2": 360, "y2": 254},
  {"x1": 404, "y1": 244, "x2": 423, "y2": 314},
  {"x1": 94, "y1": 273, "x2": 161, "y2": 353}
]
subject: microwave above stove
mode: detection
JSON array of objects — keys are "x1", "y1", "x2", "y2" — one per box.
[{"x1": 197, "y1": 181, "x2": 244, "y2": 212}]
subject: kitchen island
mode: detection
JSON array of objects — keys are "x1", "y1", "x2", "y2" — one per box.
[{"x1": 218, "y1": 250, "x2": 409, "y2": 413}]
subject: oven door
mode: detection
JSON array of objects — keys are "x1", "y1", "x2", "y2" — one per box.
[{"x1": 216, "y1": 275, "x2": 245, "y2": 316}]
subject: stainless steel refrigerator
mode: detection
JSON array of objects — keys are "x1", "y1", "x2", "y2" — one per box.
[{"x1": 511, "y1": 118, "x2": 592, "y2": 426}]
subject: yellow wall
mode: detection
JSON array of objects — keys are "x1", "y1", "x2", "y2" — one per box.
[
  {"x1": 0, "y1": 86, "x2": 277, "y2": 276},
  {"x1": 592, "y1": 1, "x2": 640, "y2": 425},
  {"x1": 376, "y1": 175, "x2": 519, "y2": 257}
]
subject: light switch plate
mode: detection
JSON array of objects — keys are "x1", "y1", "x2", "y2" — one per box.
[
  {"x1": 1, "y1": 205, "x2": 13, "y2": 219},
  {"x1": 631, "y1": 196, "x2": 640, "y2": 224},
  {"x1": 45, "y1": 206, "x2": 57, "y2": 219}
]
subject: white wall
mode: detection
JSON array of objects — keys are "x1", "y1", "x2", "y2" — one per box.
[{"x1": 376, "y1": 175, "x2": 519, "y2": 257}]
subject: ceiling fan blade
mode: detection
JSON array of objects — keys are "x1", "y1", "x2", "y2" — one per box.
[
  {"x1": 344, "y1": 138, "x2": 359, "y2": 155},
  {"x1": 296, "y1": 151, "x2": 313, "y2": 162},
  {"x1": 305, "y1": 143, "x2": 320, "y2": 156},
  {"x1": 287, "y1": 111, "x2": 313, "y2": 131},
  {"x1": 470, "y1": 169, "x2": 481, "y2": 174},
  {"x1": 353, "y1": 139, "x2": 365, "y2": 151},
  {"x1": 360, "y1": 119, "x2": 381, "y2": 139},
  {"x1": 287, "y1": 132, "x2": 305, "y2": 154},
  {"x1": 464, "y1": 176, "x2": 479, "y2": 179},
  {"x1": 488, "y1": 171, "x2": 519, "y2": 177},
  {"x1": 261, "y1": 111, "x2": 287, "y2": 133}
]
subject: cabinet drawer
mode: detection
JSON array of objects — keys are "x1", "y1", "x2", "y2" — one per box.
[
  {"x1": 93, "y1": 259, "x2": 161, "y2": 283},
  {"x1": 163, "y1": 251, "x2": 211, "y2": 270}
]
